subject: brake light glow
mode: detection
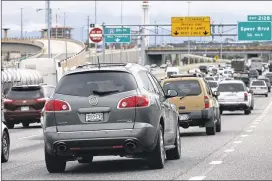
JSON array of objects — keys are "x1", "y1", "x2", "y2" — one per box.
[
  {"x1": 3, "y1": 99, "x2": 13, "y2": 104},
  {"x1": 118, "y1": 95, "x2": 149, "y2": 109},
  {"x1": 204, "y1": 96, "x2": 209, "y2": 108},
  {"x1": 36, "y1": 98, "x2": 46, "y2": 102},
  {"x1": 244, "y1": 93, "x2": 248, "y2": 101},
  {"x1": 44, "y1": 99, "x2": 71, "y2": 112}
]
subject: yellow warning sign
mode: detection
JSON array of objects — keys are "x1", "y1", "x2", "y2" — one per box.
[{"x1": 171, "y1": 16, "x2": 211, "y2": 37}]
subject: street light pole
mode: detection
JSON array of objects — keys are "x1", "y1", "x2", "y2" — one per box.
[
  {"x1": 21, "y1": 8, "x2": 23, "y2": 38},
  {"x1": 120, "y1": 0, "x2": 123, "y2": 62},
  {"x1": 94, "y1": 0, "x2": 97, "y2": 59},
  {"x1": 47, "y1": 1, "x2": 51, "y2": 59},
  {"x1": 187, "y1": 1, "x2": 191, "y2": 64}
]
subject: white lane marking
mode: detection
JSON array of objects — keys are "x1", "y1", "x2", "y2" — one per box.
[
  {"x1": 18, "y1": 134, "x2": 39, "y2": 139},
  {"x1": 224, "y1": 149, "x2": 235, "y2": 153},
  {"x1": 255, "y1": 119, "x2": 261, "y2": 122},
  {"x1": 209, "y1": 161, "x2": 222, "y2": 165},
  {"x1": 250, "y1": 125, "x2": 257, "y2": 128},
  {"x1": 234, "y1": 141, "x2": 243, "y2": 144},
  {"x1": 245, "y1": 130, "x2": 253, "y2": 133},
  {"x1": 241, "y1": 134, "x2": 249, "y2": 137},
  {"x1": 253, "y1": 122, "x2": 260, "y2": 125},
  {"x1": 188, "y1": 176, "x2": 206, "y2": 180}
]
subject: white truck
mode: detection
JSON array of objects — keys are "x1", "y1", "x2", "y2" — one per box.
[
  {"x1": 165, "y1": 67, "x2": 180, "y2": 78},
  {"x1": 250, "y1": 57, "x2": 263, "y2": 75}
]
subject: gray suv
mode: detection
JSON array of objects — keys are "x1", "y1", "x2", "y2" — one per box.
[{"x1": 43, "y1": 63, "x2": 180, "y2": 173}]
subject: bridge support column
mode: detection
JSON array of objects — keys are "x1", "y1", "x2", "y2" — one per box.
[{"x1": 2, "y1": 28, "x2": 9, "y2": 39}]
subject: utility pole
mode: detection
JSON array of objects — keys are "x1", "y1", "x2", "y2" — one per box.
[
  {"x1": 154, "y1": 20, "x2": 157, "y2": 47},
  {"x1": 187, "y1": 1, "x2": 191, "y2": 64},
  {"x1": 63, "y1": 12, "x2": 66, "y2": 38},
  {"x1": 47, "y1": 1, "x2": 51, "y2": 59},
  {"x1": 94, "y1": 0, "x2": 97, "y2": 59},
  {"x1": 87, "y1": 15, "x2": 90, "y2": 49},
  {"x1": 21, "y1": 8, "x2": 23, "y2": 38},
  {"x1": 120, "y1": 0, "x2": 123, "y2": 62}
]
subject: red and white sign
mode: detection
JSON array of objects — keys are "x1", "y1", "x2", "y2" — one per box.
[{"x1": 89, "y1": 26, "x2": 103, "y2": 44}]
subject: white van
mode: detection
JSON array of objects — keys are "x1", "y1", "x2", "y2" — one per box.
[{"x1": 165, "y1": 67, "x2": 179, "y2": 78}]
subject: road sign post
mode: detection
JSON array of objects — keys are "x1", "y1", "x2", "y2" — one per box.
[
  {"x1": 171, "y1": 16, "x2": 211, "y2": 37},
  {"x1": 89, "y1": 25, "x2": 103, "y2": 44},
  {"x1": 248, "y1": 15, "x2": 272, "y2": 22},
  {"x1": 104, "y1": 27, "x2": 131, "y2": 43},
  {"x1": 238, "y1": 21, "x2": 271, "y2": 41}
]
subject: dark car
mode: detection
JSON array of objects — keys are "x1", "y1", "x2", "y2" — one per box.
[
  {"x1": 43, "y1": 63, "x2": 181, "y2": 173},
  {"x1": 199, "y1": 65, "x2": 208, "y2": 74},
  {"x1": 248, "y1": 70, "x2": 259, "y2": 79},
  {"x1": 3, "y1": 84, "x2": 55, "y2": 129},
  {"x1": 258, "y1": 77, "x2": 271, "y2": 92},
  {"x1": 265, "y1": 72, "x2": 272, "y2": 83},
  {"x1": 234, "y1": 76, "x2": 250, "y2": 87}
]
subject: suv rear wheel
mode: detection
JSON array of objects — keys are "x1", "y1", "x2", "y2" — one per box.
[
  {"x1": 166, "y1": 125, "x2": 181, "y2": 160},
  {"x1": 216, "y1": 115, "x2": 221, "y2": 132},
  {"x1": 45, "y1": 149, "x2": 66, "y2": 173},
  {"x1": 206, "y1": 117, "x2": 216, "y2": 135},
  {"x1": 22, "y1": 122, "x2": 29, "y2": 127},
  {"x1": 244, "y1": 108, "x2": 251, "y2": 115},
  {"x1": 148, "y1": 125, "x2": 165, "y2": 169},
  {"x1": 6, "y1": 123, "x2": 14, "y2": 129}
]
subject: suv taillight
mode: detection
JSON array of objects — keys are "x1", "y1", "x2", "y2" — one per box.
[
  {"x1": 118, "y1": 95, "x2": 149, "y2": 109},
  {"x1": 244, "y1": 93, "x2": 248, "y2": 101},
  {"x1": 44, "y1": 99, "x2": 71, "y2": 112},
  {"x1": 204, "y1": 96, "x2": 210, "y2": 108},
  {"x1": 3, "y1": 99, "x2": 13, "y2": 104}
]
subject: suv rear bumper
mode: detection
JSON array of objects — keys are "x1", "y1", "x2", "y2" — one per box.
[
  {"x1": 178, "y1": 108, "x2": 214, "y2": 127},
  {"x1": 4, "y1": 110, "x2": 42, "y2": 124},
  {"x1": 219, "y1": 102, "x2": 249, "y2": 111},
  {"x1": 44, "y1": 123, "x2": 158, "y2": 157}
]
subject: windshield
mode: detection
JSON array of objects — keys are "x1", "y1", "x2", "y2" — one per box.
[
  {"x1": 218, "y1": 83, "x2": 245, "y2": 92},
  {"x1": 6, "y1": 87, "x2": 43, "y2": 100},
  {"x1": 162, "y1": 80, "x2": 202, "y2": 96},
  {"x1": 251, "y1": 81, "x2": 265, "y2": 86},
  {"x1": 208, "y1": 81, "x2": 218, "y2": 88},
  {"x1": 167, "y1": 71, "x2": 177, "y2": 77}
]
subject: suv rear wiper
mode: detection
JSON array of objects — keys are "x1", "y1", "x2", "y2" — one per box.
[{"x1": 92, "y1": 90, "x2": 119, "y2": 96}]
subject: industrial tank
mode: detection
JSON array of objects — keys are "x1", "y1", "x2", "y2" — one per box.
[{"x1": 1, "y1": 68, "x2": 43, "y2": 95}]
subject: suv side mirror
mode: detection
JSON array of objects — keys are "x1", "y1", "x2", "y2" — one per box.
[
  {"x1": 213, "y1": 91, "x2": 220, "y2": 97},
  {"x1": 166, "y1": 89, "x2": 178, "y2": 98},
  {"x1": 248, "y1": 90, "x2": 253, "y2": 94}
]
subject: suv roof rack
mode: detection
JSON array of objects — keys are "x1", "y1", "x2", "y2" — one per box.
[
  {"x1": 76, "y1": 62, "x2": 127, "y2": 69},
  {"x1": 169, "y1": 73, "x2": 202, "y2": 78}
]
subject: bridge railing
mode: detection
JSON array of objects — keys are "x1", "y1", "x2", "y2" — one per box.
[{"x1": 147, "y1": 46, "x2": 272, "y2": 51}]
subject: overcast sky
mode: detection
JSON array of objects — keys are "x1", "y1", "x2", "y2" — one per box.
[{"x1": 2, "y1": 1, "x2": 272, "y2": 42}]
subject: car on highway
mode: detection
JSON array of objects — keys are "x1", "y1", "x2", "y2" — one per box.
[
  {"x1": 218, "y1": 67, "x2": 224, "y2": 75},
  {"x1": 166, "y1": 67, "x2": 179, "y2": 78},
  {"x1": 249, "y1": 80, "x2": 268, "y2": 97},
  {"x1": 217, "y1": 80, "x2": 253, "y2": 115},
  {"x1": 205, "y1": 77, "x2": 216, "y2": 81},
  {"x1": 199, "y1": 65, "x2": 208, "y2": 74},
  {"x1": 258, "y1": 77, "x2": 271, "y2": 92},
  {"x1": 151, "y1": 64, "x2": 157, "y2": 68},
  {"x1": 265, "y1": 72, "x2": 272, "y2": 83},
  {"x1": 43, "y1": 63, "x2": 181, "y2": 173},
  {"x1": 249, "y1": 69, "x2": 259, "y2": 79},
  {"x1": 3, "y1": 84, "x2": 55, "y2": 129},
  {"x1": 161, "y1": 74, "x2": 221, "y2": 135},
  {"x1": 207, "y1": 81, "x2": 219, "y2": 93},
  {"x1": 160, "y1": 64, "x2": 168, "y2": 69},
  {"x1": 1, "y1": 122, "x2": 10, "y2": 163}
]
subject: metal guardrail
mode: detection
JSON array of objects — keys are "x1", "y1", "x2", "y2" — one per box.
[{"x1": 147, "y1": 46, "x2": 272, "y2": 51}]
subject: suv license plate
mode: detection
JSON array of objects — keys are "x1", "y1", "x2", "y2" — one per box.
[
  {"x1": 21, "y1": 106, "x2": 29, "y2": 111},
  {"x1": 179, "y1": 114, "x2": 189, "y2": 121},
  {"x1": 85, "y1": 113, "x2": 103, "y2": 122}
]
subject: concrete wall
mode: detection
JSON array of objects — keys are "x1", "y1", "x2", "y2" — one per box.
[{"x1": 2, "y1": 41, "x2": 43, "y2": 54}]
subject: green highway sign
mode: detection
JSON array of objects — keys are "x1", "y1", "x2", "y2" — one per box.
[
  {"x1": 104, "y1": 28, "x2": 131, "y2": 43},
  {"x1": 248, "y1": 15, "x2": 272, "y2": 22},
  {"x1": 238, "y1": 21, "x2": 272, "y2": 41}
]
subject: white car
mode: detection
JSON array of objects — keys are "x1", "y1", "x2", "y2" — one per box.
[
  {"x1": 218, "y1": 68, "x2": 224, "y2": 75},
  {"x1": 2, "y1": 122, "x2": 10, "y2": 163},
  {"x1": 249, "y1": 80, "x2": 268, "y2": 97},
  {"x1": 208, "y1": 81, "x2": 219, "y2": 93},
  {"x1": 205, "y1": 77, "x2": 216, "y2": 81},
  {"x1": 217, "y1": 80, "x2": 253, "y2": 115}
]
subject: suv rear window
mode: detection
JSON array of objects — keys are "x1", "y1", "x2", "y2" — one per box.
[
  {"x1": 55, "y1": 71, "x2": 137, "y2": 97},
  {"x1": 208, "y1": 81, "x2": 218, "y2": 88},
  {"x1": 218, "y1": 83, "x2": 245, "y2": 92},
  {"x1": 252, "y1": 81, "x2": 265, "y2": 86},
  {"x1": 6, "y1": 86, "x2": 44, "y2": 100},
  {"x1": 162, "y1": 80, "x2": 202, "y2": 96},
  {"x1": 199, "y1": 66, "x2": 207, "y2": 69}
]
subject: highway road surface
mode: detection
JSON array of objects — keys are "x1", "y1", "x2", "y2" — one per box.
[{"x1": 2, "y1": 94, "x2": 272, "y2": 180}]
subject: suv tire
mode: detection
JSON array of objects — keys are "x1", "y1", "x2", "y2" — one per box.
[
  {"x1": 220, "y1": 109, "x2": 223, "y2": 115},
  {"x1": 166, "y1": 125, "x2": 181, "y2": 160},
  {"x1": 1, "y1": 130, "x2": 10, "y2": 163},
  {"x1": 45, "y1": 149, "x2": 66, "y2": 173},
  {"x1": 265, "y1": 94, "x2": 268, "y2": 97},
  {"x1": 148, "y1": 125, "x2": 165, "y2": 169},
  {"x1": 206, "y1": 116, "x2": 216, "y2": 135},
  {"x1": 216, "y1": 115, "x2": 222, "y2": 132},
  {"x1": 22, "y1": 122, "x2": 29, "y2": 127},
  {"x1": 6, "y1": 123, "x2": 14, "y2": 129},
  {"x1": 244, "y1": 109, "x2": 251, "y2": 115}
]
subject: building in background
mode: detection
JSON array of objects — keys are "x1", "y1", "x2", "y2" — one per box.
[{"x1": 50, "y1": 26, "x2": 73, "y2": 39}]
